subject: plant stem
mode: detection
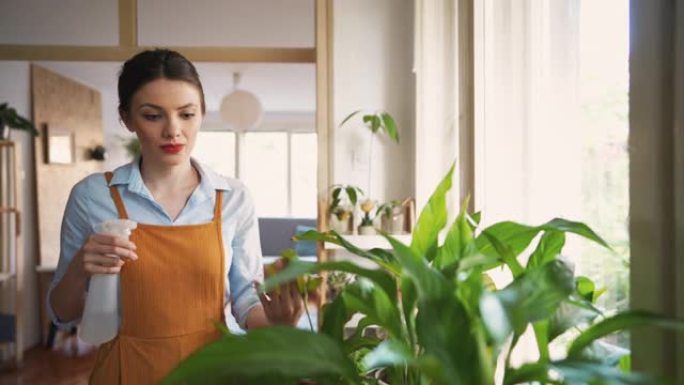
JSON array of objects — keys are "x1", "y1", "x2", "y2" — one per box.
[{"x1": 302, "y1": 291, "x2": 315, "y2": 332}]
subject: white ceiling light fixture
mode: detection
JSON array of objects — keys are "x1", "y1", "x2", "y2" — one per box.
[{"x1": 219, "y1": 72, "x2": 264, "y2": 132}]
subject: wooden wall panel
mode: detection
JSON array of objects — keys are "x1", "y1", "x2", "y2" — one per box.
[{"x1": 31, "y1": 65, "x2": 105, "y2": 267}]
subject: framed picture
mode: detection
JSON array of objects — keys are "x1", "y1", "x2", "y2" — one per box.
[{"x1": 44, "y1": 125, "x2": 74, "y2": 164}]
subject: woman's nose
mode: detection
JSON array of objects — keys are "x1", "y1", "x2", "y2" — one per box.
[{"x1": 162, "y1": 117, "x2": 182, "y2": 139}]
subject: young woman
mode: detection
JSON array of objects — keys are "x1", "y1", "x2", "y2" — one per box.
[{"x1": 47, "y1": 49, "x2": 303, "y2": 384}]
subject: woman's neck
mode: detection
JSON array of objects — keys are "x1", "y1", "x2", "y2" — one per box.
[{"x1": 138, "y1": 157, "x2": 199, "y2": 194}]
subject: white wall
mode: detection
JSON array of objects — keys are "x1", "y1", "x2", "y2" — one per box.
[
  {"x1": 139, "y1": 0, "x2": 314, "y2": 48},
  {"x1": 0, "y1": 0, "x2": 118, "y2": 46},
  {"x1": 0, "y1": 62, "x2": 41, "y2": 351},
  {"x1": 333, "y1": 0, "x2": 415, "y2": 205}
]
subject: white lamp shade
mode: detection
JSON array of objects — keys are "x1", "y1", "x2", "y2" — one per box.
[{"x1": 219, "y1": 90, "x2": 264, "y2": 131}]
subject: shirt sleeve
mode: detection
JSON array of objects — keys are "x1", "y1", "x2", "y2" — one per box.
[
  {"x1": 47, "y1": 179, "x2": 94, "y2": 329},
  {"x1": 227, "y1": 187, "x2": 263, "y2": 329}
]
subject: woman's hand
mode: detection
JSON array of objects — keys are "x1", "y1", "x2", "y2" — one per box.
[
  {"x1": 76, "y1": 233, "x2": 138, "y2": 276},
  {"x1": 258, "y1": 258, "x2": 304, "y2": 326},
  {"x1": 51, "y1": 234, "x2": 137, "y2": 322}
]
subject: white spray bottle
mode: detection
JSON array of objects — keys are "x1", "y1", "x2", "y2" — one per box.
[{"x1": 79, "y1": 219, "x2": 137, "y2": 344}]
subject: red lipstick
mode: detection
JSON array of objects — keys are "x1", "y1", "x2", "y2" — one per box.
[{"x1": 160, "y1": 144, "x2": 184, "y2": 154}]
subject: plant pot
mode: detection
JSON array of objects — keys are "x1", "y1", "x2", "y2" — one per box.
[
  {"x1": 381, "y1": 211, "x2": 406, "y2": 234},
  {"x1": 358, "y1": 225, "x2": 376, "y2": 235},
  {"x1": 329, "y1": 212, "x2": 353, "y2": 234}
]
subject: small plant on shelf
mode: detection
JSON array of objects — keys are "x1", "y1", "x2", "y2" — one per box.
[
  {"x1": 328, "y1": 184, "x2": 364, "y2": 234},
  {"x1": 0, "y1": 102, "x2": 38, "y2": 139},
  {"x1": 358, "y1": 199, "x2": 377, "y2": 235}
]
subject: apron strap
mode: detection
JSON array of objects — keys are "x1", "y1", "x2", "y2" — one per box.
[
  {"x1": 104, "y1": 172, "x2": 129, "y2": 220},
  {"x1": 213, "y1": 191, "x2": 222, "y2": 222}
]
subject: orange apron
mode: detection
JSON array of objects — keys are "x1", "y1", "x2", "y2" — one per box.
[{"x1": 90, "y1": 172, "x2": 226, "y2": 385}]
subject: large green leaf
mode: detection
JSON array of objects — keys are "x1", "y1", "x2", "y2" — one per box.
[
  {"x1": 416, "y1": 296, "x2": 493, "y2": 385},
  {"x1": 567, "y1": 311, "x2": 684, "y2": 358},
  {"x1": 387, "y1": 235, "x2": 450, "y2": 301},
  {"x1": 320, "y1": 294, "x2": 352, "y2": 342},
  {"x1": 477, "y1": 218, "x2": 610, "y2": 271},
  {"x1": 526, "y1": 230, "x2": 565, "y2": 269},
  {"x1": 480, "y1": 230, "x2": 525, "y2": 277},
  {"x1": 343, "y1": 316, "x2": 383, "y2": 355},
  {"x1": 263, "y1": 259, "x2": 398, "y2": 304},
  {"x1": 495, "y1": 260, "x2": 575, "y2": 335},
  {"x1": 341, "y1": 280, "x2": 404, "y2": 341},
  {"x1": 547, "y1": 298, "x2": 601, "y2": 342},
  {"x1": 410, "y1": 163, "x2": 455, "y2": 261},
  {"x1": 295, "y1": 230, "x2": 401, "y2": 275},
  {"x1": 162, "y1": 327, "x2": 360, "y2": 385},
  {"x1": 542, "y1": 218, "x2": 610, "y2": 249},
  {"x1": 400, "y1": 275, "x2": 418, "y2": 347},
  {"x1": 476, "y1": 221, "x2": 539, "y2": 264},
  {"x1": 434, "y1": 198, "x2": 478, "y2": 274},
  {"x1": 362, "y1": 340, "x2": 449, "y2": 385},
  {"x1": 504, "y1": 359, "x2": 656, "y2": 385}
]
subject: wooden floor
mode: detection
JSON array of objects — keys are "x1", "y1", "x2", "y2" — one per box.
[{"x1": 0, "y1": 346, "x2": 95, "y2": 385}]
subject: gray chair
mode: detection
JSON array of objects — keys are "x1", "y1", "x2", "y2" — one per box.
[{"x1": 257, "y1": 217, "x2": 317, "y2": 262}]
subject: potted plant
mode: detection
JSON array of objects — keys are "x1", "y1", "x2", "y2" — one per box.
[
  {"x1": 358, "y1": 198, "x2": 377, "y2": 235},
  {"x1": 164, "y1": 164, "x2": 684, "y2": 385},
  {"x1": 376, "y1": 199, "x2": 408, "y2": 234},
  {"x1": 328, "y1": 184, "x2": 364, "y2": 234},
  {"x1": 0, "y1": 102, "x2": 39, "y2": 139},
  {"x1": 340, "y1": 110, "x2": 399, "y2": 201}
]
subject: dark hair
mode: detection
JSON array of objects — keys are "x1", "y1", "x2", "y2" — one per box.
[{"x1": 118, "y1": 48, "x2": 206, "y2": 116}]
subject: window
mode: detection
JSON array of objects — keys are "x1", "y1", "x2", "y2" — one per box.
[
  {"x1": 193, "y1": 131, "x2": 236, "y2": 178},
  {"x1": 194, "y1": 130, "x2": 317, "y2": 218},
  {"x1": 475, "y1": 0, "x2": 630, "y2": 353}
]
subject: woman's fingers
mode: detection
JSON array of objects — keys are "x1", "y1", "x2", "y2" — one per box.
[
  {"x1": 257, "y1": 279, "x2": 304, "y2": 325},
  {"x1": 89, "y1": 234, "x2": 137, "y2": 259},
  {"x1": 79, "y1": 233, "x2": 137, "y2": 275},
  {"x1": 83, "y1": 254, "x2": 125, "y2": 274},
  {"x1": 85, "y1": 243, "x2": 138, "y2": 261}
]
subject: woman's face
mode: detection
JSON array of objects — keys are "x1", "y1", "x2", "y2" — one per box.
[{"x1": 122, "y1": 78, "x2": 203, "y2": 167}]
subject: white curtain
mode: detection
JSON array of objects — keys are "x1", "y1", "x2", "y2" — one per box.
[{"x1": 413, "y1": 0, "x2": 460, "y2": 216}]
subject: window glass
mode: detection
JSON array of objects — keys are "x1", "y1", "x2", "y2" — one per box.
[
  {"x1": 291, "y1": 133, "x2": 318, "y2": 217},
  {"x1": 194, "y1": 131, "x2": 236, "y2": 178},
  {"x1": 241, "y1": 132, "x2": 288, "y2": 217}
]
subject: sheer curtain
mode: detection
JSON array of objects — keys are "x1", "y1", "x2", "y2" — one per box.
[
  {"x1": 475, "y1": 0, "x2": 583, "y2": 227},
  {"x1": 413, "y1": 0, "x2": 459, "y2": 216},
  {"x1": 474, "y1": 0, "x2": 630, "y2": 364}
]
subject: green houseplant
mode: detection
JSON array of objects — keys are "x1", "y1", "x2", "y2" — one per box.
[
  {"x1": 0, "y1": 102, "x2": 39, "y2": 139},
  {"x1": 328, "y1": 184, "x2": 365, "y2": 234},
  {"x1": 163, "y1": 164, "x2": 684, "y2": 385}
]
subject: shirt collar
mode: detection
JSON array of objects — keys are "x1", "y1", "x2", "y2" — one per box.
[{"x1": 108, "y1": 157, "x2": 233, "y2": 200}]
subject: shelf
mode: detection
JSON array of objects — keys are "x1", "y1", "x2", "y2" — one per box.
[
  {"x1": 324, "y1": 233, "x2": 412, "y2": 250},
  {"x1": 0, "y1": 273, "x2": 15, "y2": 283}
]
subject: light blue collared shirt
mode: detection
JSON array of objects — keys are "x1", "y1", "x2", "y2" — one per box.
[{"x1": 47, "y1": 158, "x2": 263, "y2": 330}]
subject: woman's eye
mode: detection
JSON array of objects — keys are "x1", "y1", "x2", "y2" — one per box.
[
  {"x1": 143, "y1": 114, "x2": 161, "y2": 121},
  {"x1": 180, "y1": 112, "x2": 195, "y2": 119}
]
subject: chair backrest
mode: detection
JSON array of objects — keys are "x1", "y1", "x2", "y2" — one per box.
[{"x1": 257, "y1": 217, "x2": 317, "y2": 257}]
